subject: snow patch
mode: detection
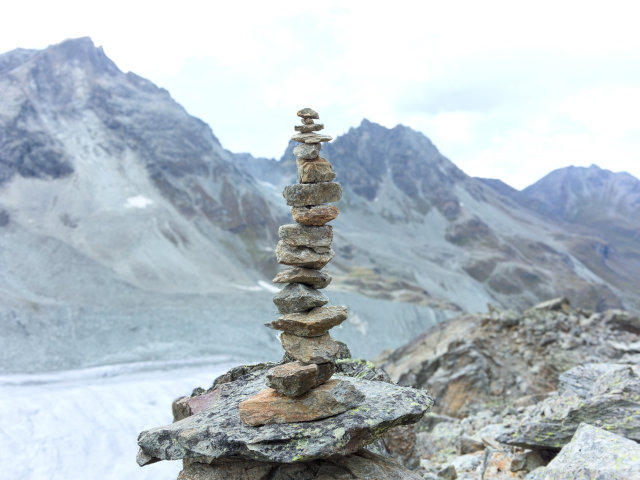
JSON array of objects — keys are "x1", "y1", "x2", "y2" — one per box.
[
  {"x1": 124, "y1": 195, "x2": 154, "y2": 209},
  {"x1": 258, "y1": 280, "x2": 280, "y2": 293}
]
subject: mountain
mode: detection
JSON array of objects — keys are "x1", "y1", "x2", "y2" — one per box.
[{"x1": 1, "y1": 38, "x2": 638, "y2": 374}]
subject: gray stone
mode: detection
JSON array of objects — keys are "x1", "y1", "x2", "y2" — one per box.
[
  {"x1": 177, "y1": 450, "x2": 424, "y2": 480},
  {"x1": 437, "y1": 465, "x2": 457, "y2": 479},
  {"x1": 275, "y1": 241, "x2": 334, "y2": 269},
  {"x1": 268, "y1": 306, "x2": 348, "y2": 337},
  {"x1": 273, "y1": 283, "x2": 328, "y2": 314},
  {"x1": 525, "y1": 423, "x2": 640, "y2": 479},
  {"x1": 272, "y1": 267, "x2": 332, "y2": 289},
  {"x1": 293, "y1": 143, "x2": 321, "y2": 160},
  {"x1": 283, "y1": 182, "x2": 342, "y2": 207},
  {"x1": 296, "y1": 157, "x2": 336, "y2": 184},
  {"x1": 238, "y1": 378, "x2": 362, "y2": 426},
  {"x1": 280, "y1": 332, "x2": 340, "y2": 363},
  {"x1": 136, "y1": 367, "x2": 433, "y2": 464},
  {"x1": 291, "y1": 205, "x2": 339, "y2": 225},
  {"x1": 291, "y1": 132, "x2": 333, "y2": 144},
  {"x1": 301, "y1": 117, "x2": 314, "y2": 125},
  {"x1": 297, "y1": 107, "x2": 319, "y2": 119},
  {"x1": 266, "y1": 361, "x2": 335, "y2": 397},
  {"x1": 498, "y1": 363, "x2": 640, "y2": 449},
  {"x1": 602, "y1": 309, "x2": 640, "y2": 334},
  {"x1": 295, "y1": 123, "x2": 324, "y2": 133},
  {"x1": 279, "y1": 224, "x2": 332, "y2": 249}
]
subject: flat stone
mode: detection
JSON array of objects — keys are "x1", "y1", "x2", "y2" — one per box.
[
  {"x1": 280, "y1": 332, "x2": 340, "y2": 363},
  {"x1": 238, "y1": 379, "x2": 363, "y2": 426},
  {"x1": 273, "y1": 267, "x2": 332, "y2": 289},
  {"x1": 273, "y1": 283, "x2": 328, "y2": 314},
  {"x1": 177, "y1": 450, "x2": 424, "y2": 480},
  {"x1": 276, "y1": 241, "x2": 334, "y2": 269},
  {"x1": 526, "y1": 423, "x2": 640, "y2": 480},
  {"x1": 291, "y1": 132, "x2": 333, "y2": 144},
  {"x1": 283, "y1": 182, "x2": 342, "y2": 207},
  {"x1": 498, "y1": 363, "x2": 640, "y2": 449},
  {"x1": 297, "y1": 157, "x2": 336, "y2": 183},
  {"x1": 297, "y1": 107, "x2": 319, "y2": 119},
  {"x1": 279, "y1": 223, "x2": 332, "y2": 248},
  {"x1": 295, "y1": 123, "x2": 324, "y2": 133},
  {"x1": 268, "y1": 306, "x2": 348, "y2": 336},
  {"x1": 293, "y1": 143, "x2": 321, "y2": 160},
  {"x1": 266, "y1": 361, "x2": 335, "y2": 397},
  {"x1": 291, "y1": 205, "x2": 339, "y2": 225},
  {"x1": 137, "y1": 362, "x2": 433, "y2": 464}
]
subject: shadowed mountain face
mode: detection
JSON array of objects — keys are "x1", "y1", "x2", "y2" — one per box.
[{"x1": 0, "y1": 38, "x2": 638, "y2": 373}]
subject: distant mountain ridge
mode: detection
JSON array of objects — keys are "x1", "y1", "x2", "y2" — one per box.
[{"x1": 1, "y1": 37, "x2": 639, "y2": 373}]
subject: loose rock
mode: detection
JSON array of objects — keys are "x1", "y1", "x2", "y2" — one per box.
[
  {"x1": 283, "y1": 182, "x2": 342, "y2": 206},
  {"x1": 293, "y1": 143, "x2": 321, "y2": 160},
  {"x1": 291, "y1": 132, "x2": 333, "y2": 144},
  {"x1": 291, "y1": 205, "x2": 339, "y2": 225},
  {"x1": 272, "y1": 267, "x2": 332, "y2": 289},
  {"x1": 295, "y1": 123, "x2": 324, "y2": 133},
  {"x1": 297, "y1": 157, "x2": 336, "y2": 183},
  {"x1": 279, "y1": 224, "x2": 332, "y2": 249},
  {"x1": 297, "y1": 107, "x2": 319, "y2": 119},
  {"x1": 280, "y1": 332, "x2": 340, "y2": 363},
  {"x1": 268, "y1": 306, "x2": 348, "y2": 337},
  {"x1": 275, "y1": 241, "x2": 334, "y2": 269},
  {"x1": 266, "y1": 361, "x2": 335, "y2": 397},
  {"x1": 273, "y1": 283, "x2": 328, "y2": 314}
]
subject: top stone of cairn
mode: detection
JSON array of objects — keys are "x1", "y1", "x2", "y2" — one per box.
[{"x1": 297, "y1": 107, "x2": 319, "y2": 119}]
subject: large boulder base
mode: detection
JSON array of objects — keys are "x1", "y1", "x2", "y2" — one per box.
[
  {"x1": 238, "y1": 379, "x2": 362, "y2": 426},
  {"x1": 137, "y1": 368, "x2": 433, "y2": 464},
  {"x1": 177, "y1": 450, "x2": 423, "y2": 480},
  {"x1": 526, "y1": 423, "x2": 640, "y2": 480}
]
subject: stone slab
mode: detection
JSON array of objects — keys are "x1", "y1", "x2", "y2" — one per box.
[
  {"x1": 280, "y1": 332, "x2": 340, "y2": 363},
  {"x1": 273, "y1": 267, "x2": 332, "y2": 289},
  {"x1": 283, "y1": 182, "x2": 342, "y2": 207},
  {"x1": 279, "y1": 224, "x2": 332, "y2": 249},
  {"x1": 295, "y1": 123, "x2": 324, "y2": 133},
  {"x1": 291, "y1": 132, "x2": 333, "y2": 144},
  {"x1": 276, "y1": 241, "x2": 334, "y2": 269},
  {"x1": 266, "y1": 361, "x2": 334, "y2": 397},
  {"x1": 273, "y1": 283, "x2": 328, "y2": 314},
  {"x1": 291, "y1": 205, "x2": 339, "y2": 225},
  {"x1": 268, "y1": 306, "x2": 348, "y2": 336}
]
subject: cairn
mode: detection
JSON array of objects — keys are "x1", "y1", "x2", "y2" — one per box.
[{"x1": 238, "y1": 108, "x2": 353, "y2": 426}]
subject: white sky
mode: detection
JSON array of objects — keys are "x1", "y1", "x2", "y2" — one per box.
[{"x1": 3, "y1": 0, "x2": 640, "y2": 189}]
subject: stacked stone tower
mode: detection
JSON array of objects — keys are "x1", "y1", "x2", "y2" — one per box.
[{"x1": 237, "y1": 108, "x2": 354, "y2": 426}]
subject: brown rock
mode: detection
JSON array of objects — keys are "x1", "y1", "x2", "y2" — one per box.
[
  {"x1": 276, "y1": 241, "x2": 334, "y2": 269},
  {"x1": 297, "y1": 107, "x2": 319, "y2": 119},
  {"x1": 291, "y1": 132, "x2": 333, "y2": 144},
  {"x1": 291, "y1": 205, "x2": 339, "y2": 225},
  {"x1": 268, "y1": 306, "x2": 348, "y2": 336},
  {"x1": 238, "y1": 379, "x2": 362, "y2": 426},
  {"x1": 283, "y1": 182, "x2": 342, "y2": 207},
  {"x1": 280, "y1": 332, "x2": 340, "y2": 363},
  {"x1": 279, "y1": 224, "x2": 332, "y2": 249},
  {"x1": 266, "y1": 361, "x2": 335, "y2": 397},
  {"x1": 297, "y1": 157, "x2": 336, "y2": 184},
  {"x1": 273, "y1": 267, "x2": 332, "y2": 289},
  {"x1": 295, "y1": 123, "x2": 324, "y2": 133}
]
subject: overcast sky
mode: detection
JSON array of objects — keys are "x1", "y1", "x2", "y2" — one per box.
[{"x1": 3, "y1": 1, "x2": 639, "y2": 189}]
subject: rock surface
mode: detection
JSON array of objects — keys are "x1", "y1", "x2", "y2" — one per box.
[
  {"x1": 292, "y1": 143, "x2": 321, "y2": 160},
  {"x1": 266, "y1": 361, "x2": 335, "y2": 397},
  {"x1": 279, "y1": 224, "x2": 333, "y2": 249},
  {"x1": 272, "y1": 267, "x2": 332, "y2": 289},
  {"x1": 526, "y1": 423, "x2": 640, "y2": 480},
  {"x1": 498, "y1": 363, "x2": 640, "y2": 449},
  {"x1": 272, "y1": 283, "x2": 328, "y2": 313},
  {"x1": 291, "y1": 132, "x2": 333, "y2": 144},
  {"x1": 291, "y1": 205, "x2": 339, "y2": 225},
  {"x1": 238, "y1": 379, "x2": 362, "y2": 426},
  {"x1": 294, "y1": 123, "x2": 324, "y2": 133},
  {"x1": 296, "y1": 157, "x2": 336, "y2": 183},
  {"x1": 177, "y1": 450, "x2": 423, "y2": 480},
  {"x1": 268, "y1": 306, "x2": 348, "y2": 336},
  {"x1": 275, "y1": 241, "x2": 335, "y2": 269},
  {"x1": 280, "y1": 332, "x2": 340, "y2": 363},
  {"x1": 137, "y1": 366, "x2": 433, "y2": 463},
  {"x1": 297, "y1": 107, "x2": 319, "y2": 119},
  {"x1": 283, "y1": 182, "x2": 342, "y2": 206}
]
